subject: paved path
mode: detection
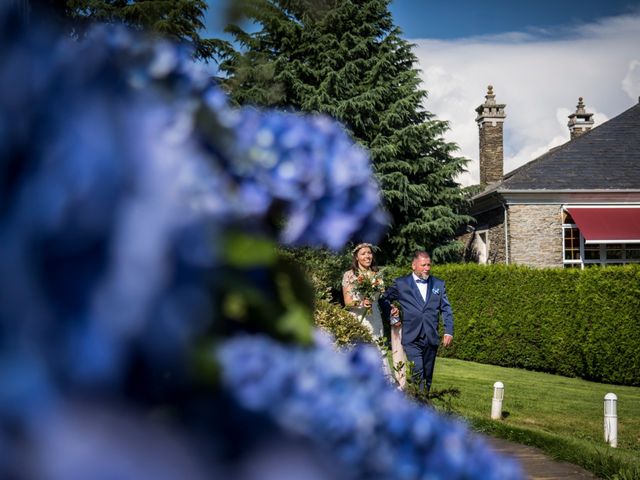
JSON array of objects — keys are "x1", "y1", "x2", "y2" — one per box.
[{"x1": 486, "y1": 437, "x2": 600, "y2": 479}]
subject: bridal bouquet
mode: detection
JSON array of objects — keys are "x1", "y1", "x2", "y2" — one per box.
[{"x1": 351, "y1": 270, "x2": 385, "y2": 301}]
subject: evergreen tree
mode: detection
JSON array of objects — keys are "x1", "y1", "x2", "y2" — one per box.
[
  {"x1": 219, "y1": 0, "x2": 471, "y2": 263},
  {"x1": 29, "y1": 0, "x2": 219, "y2": 61}
]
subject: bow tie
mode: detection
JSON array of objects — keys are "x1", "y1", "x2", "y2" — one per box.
[{"x1": 415, "y1": 278, "x2": 429, "y2": 284}]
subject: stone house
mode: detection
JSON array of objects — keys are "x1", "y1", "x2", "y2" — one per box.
[{"x1": 461, "y1": 86, "x2": 640, "y2": 268}]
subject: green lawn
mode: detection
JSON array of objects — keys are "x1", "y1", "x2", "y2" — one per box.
[{"x1": 430, "y1": 357, "x2": 640, "y2": 479}]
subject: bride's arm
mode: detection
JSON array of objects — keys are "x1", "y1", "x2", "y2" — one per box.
[
  {"x1": 342, "y1": 271, "x2": 361, "y2": 308},
  {"x1": 343, "y1": 286, "x2": 357, "y2": 308}
]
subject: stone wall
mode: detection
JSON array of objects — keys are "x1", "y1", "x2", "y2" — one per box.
[
  {"x1": 508, "y1": 204, "x2": 563, "y2": 268},
  {"x1": 479, "y1": 123, "x2": 504, "y2": 184},
  {"x1": 487, "y1": 215, "x2": 506, "y2": 264}
]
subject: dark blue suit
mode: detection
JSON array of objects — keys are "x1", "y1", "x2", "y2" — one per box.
[{"x1": 382, "y1": 274, "x2": 454, "y2": 390}]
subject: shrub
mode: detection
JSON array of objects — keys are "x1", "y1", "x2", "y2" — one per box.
[
  {"x1": 314, "y1": 299, "x2": 374, "y2": 346},
  {"x1": 280, "y1": 247, "x2": 351, "y2": 301}
]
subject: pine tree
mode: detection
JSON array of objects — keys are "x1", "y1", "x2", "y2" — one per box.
[
  {"x1": 219, "y1": 0, "x2": 471, "y2": 263},
  {"x1": 31, "y1": 0, "x2": 219, "y2": 61}
]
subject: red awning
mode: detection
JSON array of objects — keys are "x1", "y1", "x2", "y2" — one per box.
[{"x1": 568, "y1": 208, "x2": 640, "y2": 244}]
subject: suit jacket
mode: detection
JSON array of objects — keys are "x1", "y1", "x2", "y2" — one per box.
[{"x1": 381, "y1": 274, "x2": 454, "y2": 346}]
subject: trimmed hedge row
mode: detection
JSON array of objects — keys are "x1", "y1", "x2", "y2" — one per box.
[{"x1": 430, "y1": 264, "x2": 640, "y2": 386}]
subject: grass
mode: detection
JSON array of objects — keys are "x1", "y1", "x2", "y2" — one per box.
[{"x1": 430, "y1": 358, "x2": 640, "y2": 479}]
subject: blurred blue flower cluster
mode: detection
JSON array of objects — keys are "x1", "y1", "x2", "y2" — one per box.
[
  {"x1": 0, "y1": 5, "x2": 521, "y2": 480},
  {"x1": 219, "y1": 333, "x2": 524, "y2": 480},
  {"x1": 221, "y1": 108, "x2": 388, "y2": 248},
  {"x1": 0, "y1": 9, "x2": 217, "y2": 410}
]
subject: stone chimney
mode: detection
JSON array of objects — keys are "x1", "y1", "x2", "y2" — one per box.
[
  {"x1": 476, "y1": 85, "x2": 506, "y2": 185},
  {"x1": 567, "y1": 97, "x2": 594, "y2": 140}
]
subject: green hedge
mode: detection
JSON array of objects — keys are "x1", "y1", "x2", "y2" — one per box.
[{"x1": 433, "y1": 264, "x2": 640, "y2": 386}]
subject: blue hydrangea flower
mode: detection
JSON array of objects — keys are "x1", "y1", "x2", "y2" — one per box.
[
  {"x1": 0, "y1": 21, "x2": 215, "y2": 406},
  {"x1": 217, "y1": 108, "x2": 387, "y2": 248},
  {"x1": 218, "y1": 333, "x2": 524, "y2": 480}
]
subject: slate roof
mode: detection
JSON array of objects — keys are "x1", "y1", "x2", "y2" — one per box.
[{"x1": 489, "y1": 101, "x2": 640, "y2": 192}]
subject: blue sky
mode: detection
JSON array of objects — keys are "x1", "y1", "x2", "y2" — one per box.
[
  {"x1": 204, "y1": 1, "x2": 640, "y2": 40},
  {"x1": 203, "y1": 1, "x2": 640, "y2": 185},
  {"x1": 388, "y1": 1, "x2": 640, "y2": 39}
]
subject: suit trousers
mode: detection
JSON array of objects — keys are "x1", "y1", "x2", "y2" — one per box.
[{"x1": 403, "y1": 332, "x2": 438, "y2": 391}]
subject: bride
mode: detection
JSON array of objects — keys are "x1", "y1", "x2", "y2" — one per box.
[{"x1": 342, "y1": 243, "x2": 406, "y2": 389}]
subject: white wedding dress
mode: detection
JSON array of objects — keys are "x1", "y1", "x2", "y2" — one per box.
[
  {"x1": 342, "y1": 270, "x2": 384, "y2": 337},
  {"x1": 342, "y1": 270, "x2": 405, "y2": 386}
]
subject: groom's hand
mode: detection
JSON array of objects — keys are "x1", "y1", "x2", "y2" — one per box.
[{"x1": 442, "y1": 334, "x2": 453, "y2": 347}]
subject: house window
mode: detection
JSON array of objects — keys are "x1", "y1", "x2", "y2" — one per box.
[
  {"x1": 583, "y1": 243, "x2": 600, "y2": 261},
  {"x1": 562, "y1": 223, "x2": 640, "y2": 268},
  {"x1": 627, "y1": 247, "x2": 640, "y2": 260},
  {"x1": 606, "y1": 244, "x2": 623, "y2": 261},
  {"x1": 563, "y1": 226, "x2": 581, "y2": 262}
]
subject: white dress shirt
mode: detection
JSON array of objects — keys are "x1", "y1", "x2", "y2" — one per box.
[{"x1": 412, "y1": 273, "x2": 428, "y2": 302}]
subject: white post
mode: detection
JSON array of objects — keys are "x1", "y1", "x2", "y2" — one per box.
[
  {"x1": 491, "y1": 381, "x2": 504, "y2": 420},
  {"x1": 604, "y1": 393, "x2": 617, "y2": 448}
]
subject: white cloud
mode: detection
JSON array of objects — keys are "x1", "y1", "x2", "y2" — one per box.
[
  {"x1": 411, "y1": 11, "x2": 640, "y2": 185},
  {"x1": 623, "y1": 59, "x2": 640, "y2": 100}
]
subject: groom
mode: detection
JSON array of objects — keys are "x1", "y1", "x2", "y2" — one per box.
[{"x1": 381, "y1": 250, "x2": 454, "y2": 391}]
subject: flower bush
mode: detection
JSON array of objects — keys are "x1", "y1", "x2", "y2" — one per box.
[{"x1": 0, "y1": 5, "x2": 523, "y2": 480}]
